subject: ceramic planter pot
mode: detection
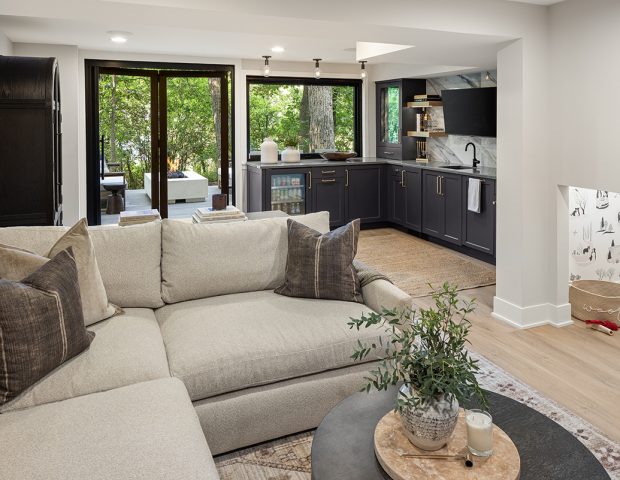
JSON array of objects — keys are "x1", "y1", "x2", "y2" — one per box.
[
  {"x1": 260, "y1": 137, "x2": 278, "y2": 164},
  {"x1": 397, "y1": 384, "x2": 460, "y2": 451},
  {"x1": 281, "y1": 146, "x2": 301, "y2": 163}
]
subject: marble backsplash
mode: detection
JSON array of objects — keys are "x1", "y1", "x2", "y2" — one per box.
[{"x1": 424, "y1": 71, "x2": 497, "y2": 168}]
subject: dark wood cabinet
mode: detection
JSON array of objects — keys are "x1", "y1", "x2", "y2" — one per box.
[
  {"x1": 375, "y1": 79, "x2": 426, "y2": 160},
  {"x1": 403, "y1": 167, "x2": 422, "y2": 231},
  {"x1": 312, "y1": 167, "x2": 346, "y2": 227},
  {"x1": 462, "y1": 177, "x2": 496, "y2": 255},
  {"x1": 422, "y1": 170, "x2": 462, "y2": 245},
  {"x1": 0, "y1": 56, "x2": 62, "y2": 226},
  {"x1": 345, "y1": 166, "x2": 383, "y2": 224},
  {"x1": 387, "y1": 165, "x2": 406, "y2": 225}
]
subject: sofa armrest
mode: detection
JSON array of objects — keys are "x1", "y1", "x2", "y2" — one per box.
[{"x1": 362, "y1": 279, "x2": 412, "y2": 313}]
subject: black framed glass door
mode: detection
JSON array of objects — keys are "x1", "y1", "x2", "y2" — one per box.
[{"x1": 86, "y1": 61, "x2": 233, "y2": 225}]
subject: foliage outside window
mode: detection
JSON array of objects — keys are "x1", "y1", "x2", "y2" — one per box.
[
  {"x1": 99, "y1": 73, "x2": 230, "y2": 190},
  {"x1": 247, "y1": 77, "x2": 361, "y2": 159},
  {"x1": 381, "y1": 85, "x2": 400, "y2": 144}
]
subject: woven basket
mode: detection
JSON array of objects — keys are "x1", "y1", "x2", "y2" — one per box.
[{"x1": 569, "y1": 280, "x2": 620, "y2": 325}]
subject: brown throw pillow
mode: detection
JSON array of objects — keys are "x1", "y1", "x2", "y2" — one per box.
[
  {"x1": 0, "y1": 248, "x2": 94, "y2": 406},
  {"x1": 0, "y1": 218, "x2": 118, "y2": 326},
  {"x1": 275, "y1": 219, "x2": 363, "y2": 303}
]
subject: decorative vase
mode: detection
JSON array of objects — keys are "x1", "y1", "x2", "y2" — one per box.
[
  {"x1": 397, "y1": 384, "x2": 460, "y2": 451},
  {"x1": 281, "y1": 146, "x2": 301, "y2": 163},
  {"x1": 260, "y1": 137, "x2": 278, "y2": 164}
]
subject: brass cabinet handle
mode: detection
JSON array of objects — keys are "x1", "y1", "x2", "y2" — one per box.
[
  {"x1": 439, "y1": 176, "x2": 444, "y2": 196},
  {"x1": 321, "y1": 178, "x2": 336, "y2": 183},
  {"x1": 401, "y1": 169, "x2": 405, "y2": 187},
  {"x1": 384, "y1": 151, "x2": 394, "y2": 156},
  {"x1": 345, "y1": 169, "x2": 349, "y2": 187},
  {"x1": 321, "y1": 170, "x2": 336, "y2": 174},
  {"x1": 436, "y1": 176, "x2": 439, "y2": 195},
  {"x1": 308, "y1": 171, "x2": 312, "y2": 189}
]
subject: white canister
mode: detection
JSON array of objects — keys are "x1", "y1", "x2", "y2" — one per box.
[
  {"x1": 281, "y1": 146, "x2": 301, "y2": 163},
  {"x1": 260, "y1": 137, "x2": 278, "y2": 164}
]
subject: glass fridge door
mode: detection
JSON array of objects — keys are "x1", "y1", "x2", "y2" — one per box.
[{"x1": 270, "y1": 172, "x2": 306, "y2": 215}]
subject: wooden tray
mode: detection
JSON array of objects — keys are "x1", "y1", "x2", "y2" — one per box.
[{"x1": 374, "y1": 409, "x2": 520, "y2": 480}]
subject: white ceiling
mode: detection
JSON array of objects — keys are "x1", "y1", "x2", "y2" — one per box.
[{"x1": 0, "y1": 0, "x2": 558, "y2": 72}]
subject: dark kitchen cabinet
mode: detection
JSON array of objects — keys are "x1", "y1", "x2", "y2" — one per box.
[
  {"x1": 375, "y1": 79, "x2": 426, "y2": 160},
  {"x1": 0, "y1": 56, "x2": 62, "y2": 226},
  {"x1": 403, "y1": 167, "x2": 422, "y2": 231},
  {"x1": 387, "y1": 165, "x2": 406, "y2": 225},
  {"x1": 422, "y1": 170, "x2": 462, "y2": 245},
  {"x1": 462, "y1": 177, "x2": 496, "y2": 255},
  {"x1": 345, "y1": 166, "x2": 383, "y2": 223},
  {"x1": 312, "y1": 167, "x2": 346, "y2": 227}
]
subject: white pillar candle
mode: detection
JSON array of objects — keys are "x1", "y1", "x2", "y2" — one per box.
[{"x1": 466, "y1": 410, "x2": 493, "y2": 456}]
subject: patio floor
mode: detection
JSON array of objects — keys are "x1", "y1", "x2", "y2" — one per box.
[{"x1": 101, "y1": 187, "x2": 221, "y2": 225}]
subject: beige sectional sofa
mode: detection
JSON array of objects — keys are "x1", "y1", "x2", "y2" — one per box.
[{"x1": 0, "y1": 212, "x2": 412, "y2": 480}]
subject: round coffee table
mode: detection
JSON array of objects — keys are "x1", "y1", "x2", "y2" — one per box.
[{"x1": 311, "y1": 386, "x2": 610, "y2": 480}]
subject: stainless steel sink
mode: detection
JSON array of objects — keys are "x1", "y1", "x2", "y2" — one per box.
[{"x1": 438, "y1": 165, "x2": 474, "y2": 170}]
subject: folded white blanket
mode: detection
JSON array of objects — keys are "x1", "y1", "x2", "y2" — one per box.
[{"x1": 468, "y1": 178, "x2": 482, "y2": 213}]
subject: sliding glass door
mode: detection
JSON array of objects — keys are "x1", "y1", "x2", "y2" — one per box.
[{"x1": 87, "y1": 62, "x2": 232, "y2": 225}]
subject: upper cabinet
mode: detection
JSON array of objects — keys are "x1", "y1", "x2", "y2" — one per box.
[{"x1": 375, "y1": 79, "x2": 426, "y2": 160}]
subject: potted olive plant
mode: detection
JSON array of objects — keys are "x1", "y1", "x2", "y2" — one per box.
[
  {"x1": 281, "y1": 138, "x2": 301, "y2": 163},
  {"x1": 349, "y1": 283, "x2": 487, "y2": 451}
]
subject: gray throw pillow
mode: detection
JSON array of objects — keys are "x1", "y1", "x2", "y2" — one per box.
[
  {"x1": 275, "y1": 219, "x2": 363, "y2": 303},
  {"x1": 0, "y1": 248, "x2": 94, "y2": 406}
]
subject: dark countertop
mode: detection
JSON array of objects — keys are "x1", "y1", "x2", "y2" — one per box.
[{"x1": 246, "y1": 157, "x2": 497, "y2": 180}]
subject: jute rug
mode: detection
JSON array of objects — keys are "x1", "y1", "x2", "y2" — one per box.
[
  {"x1": 355, "y1": 228, "x2": 496, "y2": 298},
  {"x1": 214, "y1": 351, "x2": 620, "y2": 480}
]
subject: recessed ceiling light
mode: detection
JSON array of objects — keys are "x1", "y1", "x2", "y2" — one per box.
[
  {"x1": 108, "y1": 31, "x2": 132, "y2": 44},
  {"x1": 271, "y1": 46, "x2": 285, "y2": 53}
]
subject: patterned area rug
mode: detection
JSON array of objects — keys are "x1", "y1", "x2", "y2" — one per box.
[
  {"x1": 214, "y1": 351, "x2": 620, "y2": 480},
  {"x1": 356, "y1": 228, "x2": 496, "y2": 298}
]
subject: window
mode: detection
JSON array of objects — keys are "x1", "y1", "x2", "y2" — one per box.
[{"x1": 247, "y1": 76, "x2": 362, "y2": 160}]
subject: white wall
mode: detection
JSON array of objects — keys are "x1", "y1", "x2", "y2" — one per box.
[
  {"x1": 0, "y1": 30, "x2": 12, "y2": 55},
  {"x1": 13, "y1": 43, "x2": 80, "y2": 224}
]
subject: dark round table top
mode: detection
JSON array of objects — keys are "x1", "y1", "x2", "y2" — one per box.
[
  {"x1": 102, "y1": 181, "x2": 127, "y2": 193},
  {"x1": 311, "y1": 386, "x2": 609, "y2": 480}
]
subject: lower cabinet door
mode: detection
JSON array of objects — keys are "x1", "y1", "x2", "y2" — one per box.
[
  {"x1": 345, "y1": 166, "x2": 383, "y2": 223},
  {"x1": 441, "y1": 173, "x2": 463, "y2": 245},
  {"x1": 404, "y1": 168, "x2": 422, "y2": 232},
  {"x1": 387, "y1": 166, "x2": 406, "y2": 225},
  {"x1": 312, "y1": 176, "x2": 346, "y2": 227},
  {"x1": 463, "y1": 178, "x2": 496, "y2": 255},
  {"x1": 422, "y1": 171, "x2": 444, "y2": 237}
]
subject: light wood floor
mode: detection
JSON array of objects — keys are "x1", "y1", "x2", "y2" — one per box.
[{"x1": 360, "y1": 229, "x2": 620, "y2": 444}]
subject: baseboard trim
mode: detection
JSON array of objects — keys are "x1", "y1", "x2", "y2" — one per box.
[{"x1": 492, "y1": 297, "x2": 573, "y2": 329}]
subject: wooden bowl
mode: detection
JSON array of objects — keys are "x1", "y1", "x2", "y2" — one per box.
[{"x1": 319, "y1": 152, "x2": 358, "y2": 161}]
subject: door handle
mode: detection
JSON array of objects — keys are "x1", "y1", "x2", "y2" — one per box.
[
  {"x1": 384, "y1": 151, "x2": 394, "y2": 156},
  {"x1": 321, "y1": 170, "x2": 336, "y2": 174},
  {"x1": 436, "y1": 176, "x2": 439, "y2": 195},
  {"x1": 345, "y1": 169, "x2": 349, "y2": 187},
  {"x1": 401, "y1": 170, "x2": 405, "y2": 188},
  {"x1": 321, "y1": 178, "x2": 336, "y2": 183},
  {"x1": 439, "y1": 176, "x2": 444, "y2": 196},
  {"x1": 308, "y1": 171, "x2": 312, "y2": 189}
]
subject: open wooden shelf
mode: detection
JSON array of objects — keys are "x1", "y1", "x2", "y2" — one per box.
[
  {"x1": 405, "y1": 131, "x2": 447, "y2": 138},
  {"x1": 405, "y1": 101, "x2": 443, "y2": 108}
]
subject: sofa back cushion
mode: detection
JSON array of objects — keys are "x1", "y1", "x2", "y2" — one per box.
[
  {"x1": 0, "y1": 222, "x2": 163, "y2": 309},
  {"x1": 161, "y1": 212, "x2": 330, "y2": 304}
]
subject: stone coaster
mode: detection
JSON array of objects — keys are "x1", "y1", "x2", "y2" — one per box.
[{"x1": 374, "y1": 409, "x2": 520, "y2": 480}]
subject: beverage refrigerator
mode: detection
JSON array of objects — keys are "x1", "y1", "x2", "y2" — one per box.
[{"x1": 266, "y1": 170, "x2": 309, "y2": 216}]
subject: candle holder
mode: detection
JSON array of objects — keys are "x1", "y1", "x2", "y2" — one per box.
[{"x1": 466, "y1": 409, "x2": 493, "y2": 457}]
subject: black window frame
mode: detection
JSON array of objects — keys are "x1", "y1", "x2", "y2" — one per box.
[{"x1": 246, "y1": 75, "x2": 363, "y2": 161}]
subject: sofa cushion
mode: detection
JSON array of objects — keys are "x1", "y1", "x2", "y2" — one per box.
[
  {"x1": 88, "y1": 222, "x2": 164, "y2": 308},
  {"x1": 0, "y1": 249, "x2": 94, "y2": 406},
  {"x1": 1, "y1": 308, "x2": 170, "y2": 413},
  {"x1": 161, "y1": 211, "x2": 330, "y2": 304},
  {"x1": 0, "y1": 378, "x2": 220, "y2": 480},
  {"x1": 155, "y1": 290, "x2": 385, "y2": 401},
  {"x1": 0, "y1": 222, "x2": 164, "y2": 309}
]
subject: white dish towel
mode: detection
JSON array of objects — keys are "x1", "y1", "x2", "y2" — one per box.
[{"x1": 468, "y1": 178, "x2": 482, "y2": 213}]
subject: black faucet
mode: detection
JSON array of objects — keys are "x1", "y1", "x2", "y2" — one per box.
[{"x1": 465, "y1": 142, "x2": 480, "y2": 169}]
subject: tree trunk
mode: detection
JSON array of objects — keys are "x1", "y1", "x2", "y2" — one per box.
[
  {"x1": 209, "y1": 78, "x2": 222, "y2": 162},
  {"x1": 308, "y1": 85, "x2": 335, "y2": 151},
  {"x1": 299, "y1": 86, "x2": 310, "y2": 152},
  {"x1": 109, "y1": 75, "x2": 117, "y2": 165}
]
